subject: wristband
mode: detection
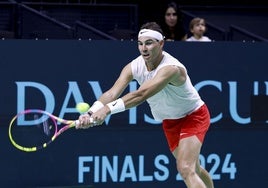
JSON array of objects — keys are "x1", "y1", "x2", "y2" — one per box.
[
  {"x1": 88, "y1": 101, "x2": 104, "y2": 114},
  {"x1": 106, "y1": 98, "x2": 125, "y2": 114}
]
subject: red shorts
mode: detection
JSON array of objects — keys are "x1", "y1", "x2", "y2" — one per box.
[{"x1": 162, "y1": 104, "x2": 211, "y2": 152}]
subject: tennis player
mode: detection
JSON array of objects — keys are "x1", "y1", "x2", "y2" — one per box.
[{"x1": 77, "y1": 22, "x2": 214, "y2": 188}]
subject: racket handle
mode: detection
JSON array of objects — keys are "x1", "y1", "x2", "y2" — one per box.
[
  {"x1": 75, "y1": 118, "x2": 98, "y2": 127},
  {"x1": 89, "y1": 117, "x2": 98, "y2": 126},
  {"x1": 75, "y1": 120, "x2": 80, "y2": 126}
]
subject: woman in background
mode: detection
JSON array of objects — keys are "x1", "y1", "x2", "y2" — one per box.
[{"x1": 161, "y1": 1, "x2": 187, "y2": 41}]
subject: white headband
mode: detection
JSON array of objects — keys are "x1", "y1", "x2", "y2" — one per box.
[{"x1": 138, "y1": 29, "x2": 164, "y2": 41}]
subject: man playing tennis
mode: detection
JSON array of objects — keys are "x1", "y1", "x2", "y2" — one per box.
[{"x1": 77, "y1": 22, "x2": 214, "y2": 188}]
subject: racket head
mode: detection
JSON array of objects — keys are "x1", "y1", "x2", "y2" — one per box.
[{"x1": 8, "y1": 109, "x2": 76, "y2": 152}]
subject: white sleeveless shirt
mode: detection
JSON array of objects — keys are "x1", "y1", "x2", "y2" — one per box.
[{"x1": 131, "y1": 51, "x2": 204, "y2": 121}]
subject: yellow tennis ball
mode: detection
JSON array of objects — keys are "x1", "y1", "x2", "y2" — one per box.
[{"x1": 76, "y1": 102, "x2": 90, "y2": 113}]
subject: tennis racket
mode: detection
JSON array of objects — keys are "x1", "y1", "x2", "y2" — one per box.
[{"x1": 8, "y1": 109, "x2": 94, "y2": 152}]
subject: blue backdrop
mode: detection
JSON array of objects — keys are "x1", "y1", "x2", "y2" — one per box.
[{"x1": 0, "y1": 40, "x2": 268, "y2": 187}]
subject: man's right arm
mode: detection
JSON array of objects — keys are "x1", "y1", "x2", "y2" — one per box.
[{"x1": 98, "y1": 63, "x2": 133, "y2": 105}]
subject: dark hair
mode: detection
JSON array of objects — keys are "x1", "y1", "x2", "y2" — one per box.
[
  {"x1": 161, "y1": 1, "x2": 186, "y2": 40},
  {"x1": 140, "y1": 22, "x2": 164, "y2": 35},
  {"x1": 165, "y1": 1, "x2": 183, "y2": 22}
]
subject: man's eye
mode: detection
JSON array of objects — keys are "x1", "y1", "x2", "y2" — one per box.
[{"x1": 145, "y1": 41, "x2": 153, "y2": 45}]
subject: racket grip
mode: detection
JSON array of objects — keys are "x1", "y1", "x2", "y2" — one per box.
[
  {"x1": 89, "y1": 117, "x2": 98, "y2": 126},
  {"x1": 75, "y1": 120, "x2": 80, "y2": 126},
  {"x1": 75, "y1": 118, "x2": 98, "y2": 128}
]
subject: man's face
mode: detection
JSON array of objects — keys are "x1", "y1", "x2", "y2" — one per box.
[{"x1": 138, "y1": 37, "x2": 163, "y2": 63}]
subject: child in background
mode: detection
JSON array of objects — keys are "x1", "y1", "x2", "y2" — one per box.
[{"x1": 186, "y1": 17, "x2": 212, "y2": 42}]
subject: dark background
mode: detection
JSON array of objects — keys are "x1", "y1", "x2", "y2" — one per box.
[
  {"x1": 0, "y1": 40, "x2": 268, "y2": 187},
  {"x1": 0, "y1": 0, "x2": 268, "y2": 41}
]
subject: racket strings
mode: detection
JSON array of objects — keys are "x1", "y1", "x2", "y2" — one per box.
[
  {"x1": 9, "y1": 111, "x2": 57, "y2": 151},
  {"x1": 9, "y1": 109, "x2": 77, "y2": 152}
]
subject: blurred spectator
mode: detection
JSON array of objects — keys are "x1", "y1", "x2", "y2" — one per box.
[
  {"x1": 186, "y1": 17, "x2": 212, "y2": 42},
  {"x1": 161, "y1": 1, "x2": 187, "y2": 41}
]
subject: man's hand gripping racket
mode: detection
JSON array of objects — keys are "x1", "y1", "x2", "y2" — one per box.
[{"x1": 8, "y1": 103, "x2": 97, "y2": 152}]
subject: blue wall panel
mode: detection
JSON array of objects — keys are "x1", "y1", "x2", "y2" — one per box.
[{"x1": 0, "y1": 40, "x2": 268, "y2": 187}]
